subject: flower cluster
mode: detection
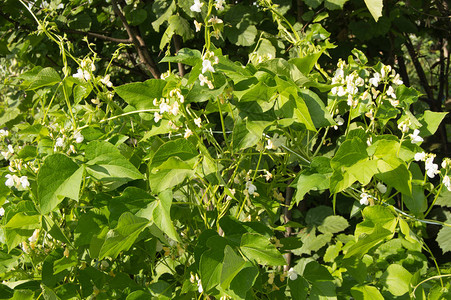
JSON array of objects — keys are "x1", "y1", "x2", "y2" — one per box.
[
  {"x1": 330, "y1": 60, "x2": 404, "y2": 113},
  {"x1": 1, "y1": 144, "x2": 14, "y2": 160},
  {"x1": 415, "y1": 153, "x2": 451, "y2": 190},
  {"x1": 5, "y1": 174, "x2": 30, "y2": 189},
  {"x1": 73, "y1": 58, "x2": 96, "y2": 81}
]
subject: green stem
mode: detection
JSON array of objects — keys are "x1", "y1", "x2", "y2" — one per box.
[{"x1": 424, "y1": 182, "x2": 444, "y2": 218}]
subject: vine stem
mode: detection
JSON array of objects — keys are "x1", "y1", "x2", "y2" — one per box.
[{"x1": 412, "y1": 274, "x2": 451, "y2": 297}]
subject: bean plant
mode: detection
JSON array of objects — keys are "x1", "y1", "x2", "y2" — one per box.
[{"x1": 0, "y1": 0, "x2": 450, "y2": 299}]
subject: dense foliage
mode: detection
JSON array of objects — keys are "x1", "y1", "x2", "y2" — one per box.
[{"x1": 0, "y1": 0, "x2": 450, "y2": 299}]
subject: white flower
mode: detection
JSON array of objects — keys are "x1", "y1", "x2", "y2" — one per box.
[
  {"x1": 194, "y1": 20, "x2": 202, "y2": 32},
  {"x1": 1, "y1": 151, "x2": 10, "y2": 160},
  {"x1": 392, "y1": 73, "x2": 403, "y2": 85},
  {"x1": 7, "y1": 145, "x2": 14, "y2": 154},
  {"x1": 170, "y1": 101, "x2": 180, "y2": 116},
  {"x1": 198, "y1": 74, "x2": 214, "y2": 89},
  {"x1": 376, "y1": 182, "x2": 387, "y2": 194},
  {"x1": 266, "y1": 133, "x2": 285, "y2": 150},
  {"x1": 264, "y1": 170, "x2": 272, "y2": 181},
  {"x1": 369, "y1": 72, "x2": 381, "y2": 87},
  {"x1": 190, "y1": 0, "x2": 203, "y2": 12},
  {"x1": 197, "y1": 279, "x2": 203, "y2": 293},
  {"x1": 28, "y1": 229, "x2": 39, "y2": 243},
  {"x1": 214, "y1": 0, "x2": 225, "y2": 10},
  {"x1": 20, "y1": 176, "x2": 30, "y2": 188},
  {"x1": 425, "y1": 156, "x2": 439, "y2": 178},
  {"x1": 347, "y1": 94, "x2": 358, "y2": 108},
  {"x1": 0, "y1": 129, "x2": 9, "y2": 137},
  {"x1": 159, "y1": 102, "x2": 171, "y2": 114},
  {"x1": 83, "y1": 70, "x2": 91, "y2": 81},
  {"x1": 176, "y1": 91, "x2": 184, "y2": 103},
  {"x1": 334, "y1": 115, "x2": 344, "y2": 126},
  {"x1": 5, "y1": 174, "x2": 15, "y2": 187},
  {"x1": 0, "y1": 207, "x2": 4, "y2": 217},
  {"x1": 398, "y1": 121, "x2": 409, "y2": 133},
  {"x1": 154, "y1": 112, "x2": 162, "y2": 123},
  {"x1": 386, "y1": 86, "x2": 396, "y2": 99},
  {"x1": 287, "y1": 268, "x2": 298, "y2": 280},
  {"x1": 410, "y1": 129, "x2": 423, "y2": 144},
  {"x1": 184, "y1": 128, "x2": 193, "y2": 139},
  {"x1": 73, "y1": 68, "x2": 84, "y2": 80},
  {"x1": 245, "y1": 181, "x2": 257, "y2": 195},
  {"x1": 202, "y1": 59, "x2": 215, "y2": 74},
  {"x1": 443, "y1": 175, "x2": 451, "y2": 191},
  {"x1": 100, "y1": 75, "x2": 113, "y2": 88},
  {"x1": 74, "y1": 131, "x2": 84, "y2": 143},
  {"x1": 360, "y1": 192, "x2": 369, "y2": 205},
  {"x1": 194, "y1": 118, "x2": 202, "y2": 128},
  {"x1": 208, "y1": 16, "x2": 223, "y2": 24},
  {"x1": 381, "y1": 64, "x2": 392, "y2": 78},
  {"x1": 55, "y1": 137, "x2": 65, "y2": 148},
  {"x1": 414, "y1": 152, "x2": 426, "y2": 161}
]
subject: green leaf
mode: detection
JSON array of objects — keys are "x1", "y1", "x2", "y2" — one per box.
[
  {"x1": 418, "y1": 110, "x2": 448, "y2": 137},
  {"x1": 324, "y1": 0, "x2": 349, "y2": 10},
  {"x1": 402, "y1": 183, "x2": 427, "y2": 215},
  {"x1": 148, "y1": 169, "x2": 194, "y2": 194},
  {"x1": 376, "y1": 156, "x2": 411, "y2": 196},
  {"x1": 364, "y1": 0, "x2": 384, "y2": 22},
  {"x1": 225, "y1": 23, "x2": 257, "y2": 47},
  {"x1": 86, "y1": 140, "x2": 143, "y2": 182},
  {"x1": 355, "y1": 206, "x2": 397, "y2": 237},
  {"x1": 318, "y1": 216, "x2": 349, "y2": 234},
  {"x1": 114, "y1": 79, "x2": 167, "y2": 110},
  {"x1": 304, "y1": 0, "x2": 323, "y2": 9},
  {"x1": 299, "y1": 89, "x2": 334, "y2": 128},
  {"x1": 199, "y1": 236, "x2": 227, "y2": 292},
  {"x1": 240, "y1": 233, "x2": 286, "y2": 266},
  {"x1": 9, "y1": 290, "x2": 34, "y2": 300},
  {"x1": 21, "y1": 67, "x2": 61, "y2": 90},
  {"x1": 98, "y1": 212, "x2": 149, "y2": 259},
  {"x1": 150, "y1": 190, "x2": 179, "y2": 242},
  {"x1": 150, "y1": 139, "x2": 198, "y2": 169},
  {"x1": 160, "y1": 48, "x2": 202, "y2": 66},
  {"x1": 351, "y1": 285, "x2": 384, "y2": 300},
  {"x1": 108, "y1": 187, "x2": 155, "y2": 224},
  {"x1": 436, "y1": 225, "x2": 451, "y2": 254},
  {"x1": 303, "y1": 261, "x2": 334, "y2": 282},
  {"x1": 345, "y1": 225, "x2": 392, "y2": 258},
  {"x1": 331, "y1": 137, "x2": 367, "y2": 169},
  {"x1": 220, "y1": 246, "x2": 251, "y2": 289},
  {"x1": 126, "y1": 9, "x2": 147, "y2": 26},
  {"x1": 160, "y1": 15, "x2": 194, "y2": 49},
  {"x1": 296, "y1": 228, "x2": 332, "y2": 255},
  {"x1": 126, "y1": 290, "x2": 152, "y2": 300},
  {"x1": 232, "y1": 119, "x2": 259, "y2": 151},
  {"x1": 381, "y1": 264, "x2": 412, "y2": 296},
  {"x1": 295, "y1": 173, "x2": 330, "y2": 203},
  {"x1": 227, "y1": 266, "x2": 258, "y2": 299},
  {"x1": 310, "y1": 281, "x2": 337, "y2": 299},
  {"x1": 152, "y1": 0, "x2": 176, "y2": 32},
  {"x1": 435, "y1": 189, "x2": 451, "y2": 207},
  {"x1": 289, "y1": 276, "x2": 309, "y2": 300},
  {"x1": 38, "y1": 154, "x2": 83, "y2": 214}
]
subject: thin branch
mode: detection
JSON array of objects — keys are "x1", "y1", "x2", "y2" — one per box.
[
  {"x1": 111, "y1": 0, "x2": 160, "y2": 79},
  {"x1": 62, "y1": 28, "x2": 132, "y2": 44},
  {"x1": 404, "y1": 34, "x2": 435, "y2": 108},
  {"x1": 283, "y1": 183, "x2": 294, "y2": 272},
  {"x1": 396, "y1": 53, "x2": 410, "y2": 87},
  {"x1": 173, "y1": 34, "x2": 185, "y2": 77}
]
